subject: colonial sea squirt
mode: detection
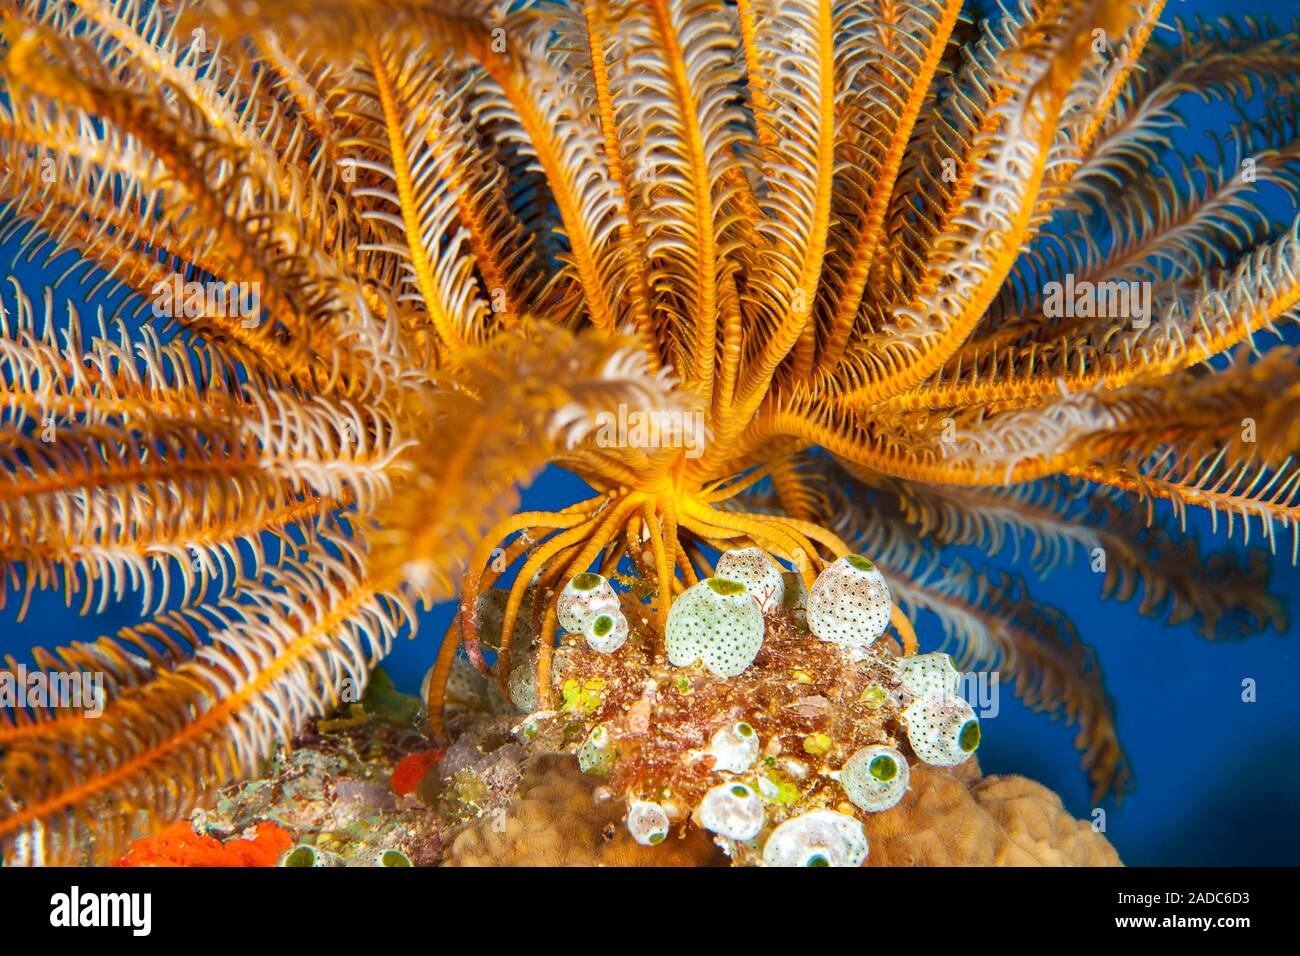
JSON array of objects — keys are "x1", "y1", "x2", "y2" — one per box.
[{"x1": 0, "y1": 0, "x2": 1297, "y2": 864}]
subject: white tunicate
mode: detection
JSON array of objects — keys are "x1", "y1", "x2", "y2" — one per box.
[
  {"x1": 806, "y1": 555, "x2": 892, "y2": 659},
  {"x1": 755, "y1": 776, "x2": 781, "y2": 802},
  {"x1": 781, "y1": 571, "x2": 808, "y2": 614},
  {"x1": 838, "y1": 745, "x2": 910, "y2": 812},
  {"x1": 485, "y1": 675, "x2": 513, "y2": 715},
  {"x1": 578, "y1": 724, "x2": 616, "y2": 775},
  {"x1": 626, "y1": 800, "x2": 670, "y2": 846},
  {"x1": 419, "y1": 664, "x2": 435, "y2": 709},
  {"x1": 698, "y1": 782, "x2": 765, "y2": 841},
  {"x1": 665, "y1": 577, "x2": 765, "y2": 678},
  {"x1": 557, "y1": 572, "x2": 620, "y2": 632},
  {"x1": 708, "y1": 720, "x2": 760, "y2": 773},
  {"x1": 762, "y1": 810, "x2": 868, "y2": 867},
  {"x1": 901, "y1": 693, "x2": 980, "y2": 766},
  {"x1": 583, "y1": 610, "x2": 629, "y2": 654},
  {"x1": 279, "y1": 844, "x2": 342, "y2": 867},
  {"x1": 470, "y1": 588, "x2": 532, "y2": 655},
  {"x1": 507, "y1": 649, "x2": 538, "y2": 712},
  {"x1": 423, "y1": 654, "x2": 490, "y2": 716},
  {"x1": 715, "y1": 547, "x2": 785, "y2": 612},
  {"x1": 897, "y1": 652, "x2": 961, "y2": 701}
]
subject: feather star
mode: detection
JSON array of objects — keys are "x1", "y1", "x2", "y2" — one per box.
[{"x1": 0, "y1": 0, "x2": 1297, "y2": 863}]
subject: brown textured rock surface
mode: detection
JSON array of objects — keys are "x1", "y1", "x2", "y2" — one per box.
[
  {"x1": 445, "y1": 753, "x2": 1119, "y2": 866},
  {"x1": 862, "y1": 762, "x2": 1122, "y2": 866},
  {"x1": 445, "y1": 754, "x2": 726, "y2": 866}
]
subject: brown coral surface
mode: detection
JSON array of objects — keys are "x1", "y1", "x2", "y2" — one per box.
[
  {"x1": 445, "y1": 755, "x2": 725, "y2": 866},
  {"x1": 444, "y1": 754, "x2": 1119, "y2": 867},
  {"x1": 862, "y1": 762, "x2": 1120, "y2": 866}
]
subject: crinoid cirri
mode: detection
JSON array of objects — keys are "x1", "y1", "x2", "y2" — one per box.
[{"x1": 0, "y1": 0, "x2": 1297, "y2": 864}]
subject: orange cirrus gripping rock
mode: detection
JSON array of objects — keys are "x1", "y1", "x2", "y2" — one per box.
[{"x1": 116, "y1": 820, "x2": 292, "y2": 867}]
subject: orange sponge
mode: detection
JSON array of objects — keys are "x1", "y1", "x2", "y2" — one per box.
[{"x1": 116, "y1": 820, "x2": 291, "y2": 867}]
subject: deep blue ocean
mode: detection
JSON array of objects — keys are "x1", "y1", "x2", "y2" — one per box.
[{"x1": 1, "y1": 0, "x2": 1297, "y2": 865}]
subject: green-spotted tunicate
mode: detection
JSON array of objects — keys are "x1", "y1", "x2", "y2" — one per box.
[
  {"x1": 577, "y1": 724, "x2": 616, "y2": 775},
  {"x1": 626, "y1": 800, "x2": 670, "y2": 846},
  {"x1": 665, "y1": 577, "x2": 764, "y2": 678},
  {"x1": 762, "y1": 810, "x2": 868, "y2": 867},
  {"x1": 279, "y1": 844, "x2": 341, "y2": 867},
  {"x1": 901, "y1": 693, "x2": 980, "y2": 766},
  {"x1": 897, "y1": 652, "x2": 961, "y2": 701},
  {"x1": 715, "y1": 547, "x2": 785, "y2": 612},
  {"x1": 781, "y1": 571, "x2": 808, "y2": 614},
  {"x1": 507, "y1": 649, "x2": 538, "y2": 712},
  {"x1": 708, "y1": 720, "x2": 760, "y2": 772},
  {"x1": 698, "y1": 782, "x2": 764, "y2": 841},
  {"x1": 806, "y1": 555, "x2": 892, "y2": 659},
  {"x1": 557, "y1": 572, "x2": 620, "y2": 632},
  {"x1": 583, "y1": 610, "x2": 629, "y2": 654},
  {"x1": 374, "y1": 848, "x2": 411, "y2": 867},
  {"x1": 469, "y1": 588, "x2": 533, "y2": 654},
  {"x1": 837, "y1": 744, "x2": 910, "y2": 812},
  {"x1": 422, "y1": 653, "x2": 489, "y2": 716}
]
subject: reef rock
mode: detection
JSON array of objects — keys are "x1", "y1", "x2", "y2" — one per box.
[
  {"x1": 444, "y1": 754, "x2": 1118, "y2": 867},
  {"x1": 445, "y1": 754, "x2": 725, "y2": 867},
  {"x1": 861, "y1": 761, "x2": 1121, "y2": 866}
]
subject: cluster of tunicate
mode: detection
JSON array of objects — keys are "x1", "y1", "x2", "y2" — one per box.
[
  {"x1": 836, "y1": 744, "x2": 910, "y2": 812},
  {"x1": 558, "y1": 572, "x2": 629, "y2": 654},
  {"x1": 577, "y1": 724, "x2": 616, "y2": 775},
  {"x1": 665, "y1": 577, "x2": 765, "y2": 677},
  {"x1": 626, "y1": 800, "x2": 670, "y2": 846},
  {"x1": 707, "y1": 721, "x2": 760, "y2": 772},
  {"x1": 806, "y1": 555, "x2": 892, "y2": 659},
  {"x1": 548, "y1": 550, "x2": 983, "y2": 866},
  {"x1": 715, "y1": 547, "x2": 785, "y2": 611},
  {"x1": 278, "y1": 843, "x2": 411, "y2": 867},
  {"x1": 902, "y1": 694, "x2": 980, "y2": 766},
  {"x1": 762, "y1": 810, "x2": 869, "y2": 867},
  {"x1": 698, "y1": 783, "x2": 764, "y2": 841}
]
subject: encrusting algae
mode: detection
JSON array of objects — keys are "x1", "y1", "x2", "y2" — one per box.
[{"x1": 0, "y1": 0, "x2": 1297, "y2": 865}]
